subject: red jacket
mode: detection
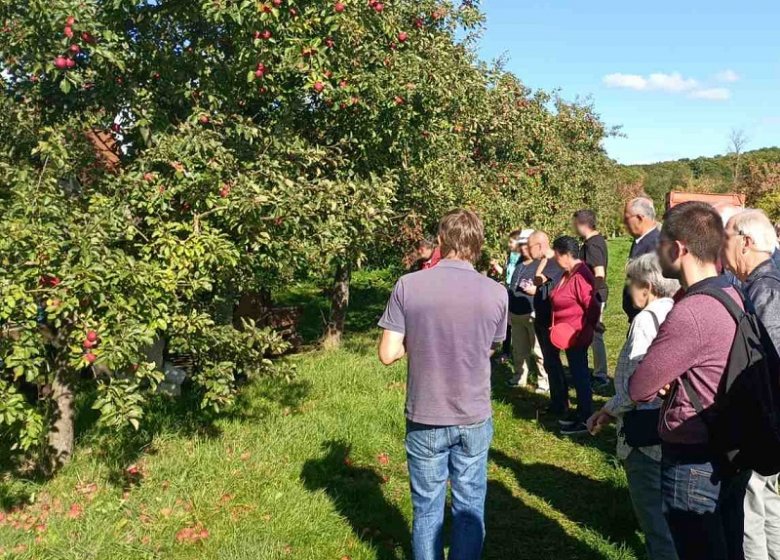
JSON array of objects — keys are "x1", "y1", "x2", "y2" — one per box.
[
  {"x1": 550, "y1": 263, "x2": 600, "y2": 349},
  {"x1": 421, "y1": 247, "x2": 441, "y2": 270}
]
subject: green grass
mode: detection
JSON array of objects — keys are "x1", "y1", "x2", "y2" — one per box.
[{"x1": 0, "y1": 238, "x2": 642, "y2": 560}]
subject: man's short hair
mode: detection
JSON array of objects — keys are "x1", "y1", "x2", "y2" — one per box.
[
  {"x1": 730, "y1": 209, "x2": 780, "y2": 253},
  {"x1": 628, "y1": 197, "x2": 656, "y2": 221},
  {"x1": 551, "y1": 235, "x2": 580, "y2": 258},
  {"x1": 662, "y1": 201, "x2": 724, "y2": 264},
  {"x1": 415, "y1": 236, "x2": 436, "y2": 250},
  {"x1": 438, "y1": 209, "x2": 485, "y2": 263},
  {"x1": 573, "y1": 209, "x2": 597, "y2": 230}
]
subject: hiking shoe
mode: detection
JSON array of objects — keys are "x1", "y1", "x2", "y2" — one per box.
[
  {"x1": 592, "y1": 376, "x2": 611, "y2": 393},
  {"x1": 558, "y1": 412, "x2": 579, "y2": 428},
  {"x1": 506, "y1": 374, "x2": 526, "y2": 388},
  {"x1": 561, "y1": 422, "x2": 589, "y2": 436}
]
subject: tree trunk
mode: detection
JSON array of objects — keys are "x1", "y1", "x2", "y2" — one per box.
[
  {"x1": 322, "y1": 261, "x2": 352, "y2": 349},
  {"x1": 47, "y1": 367, "x2": 75, "y2": 472}
]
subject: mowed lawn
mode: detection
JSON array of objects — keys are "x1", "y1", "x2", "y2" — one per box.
[{"x1": 0, "y1": 239, "x2": 641, "y2": 560}]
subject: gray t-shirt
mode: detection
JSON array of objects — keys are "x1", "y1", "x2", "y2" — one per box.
[{"x1": 378, "y1": 259, "x2": 508, "y2": 426}]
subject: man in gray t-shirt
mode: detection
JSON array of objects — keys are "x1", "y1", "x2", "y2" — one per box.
[{"x1": 378, "y1": 209, "x2": 507, "y2": 560}]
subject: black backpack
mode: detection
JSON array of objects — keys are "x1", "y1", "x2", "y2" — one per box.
[{"x1": 680, "y1": 285, "x2": 780, "y2": 476}]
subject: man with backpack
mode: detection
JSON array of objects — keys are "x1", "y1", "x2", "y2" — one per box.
[
  {"x1": 722, "y1": 209, "x2": 780, "y2": 560},
  {"x1": 629, "y1": 202, "x2": 751, "y2": 560}
]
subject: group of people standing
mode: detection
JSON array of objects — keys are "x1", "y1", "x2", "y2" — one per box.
[{"x1": 377, "y1": 198, "x2": 780, "y2": 560}]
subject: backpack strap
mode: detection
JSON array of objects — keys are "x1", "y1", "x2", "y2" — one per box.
[
  {"x1": 645, "y1": 309, "x2": 660, "y2": 332},
  {"x1": 676, "y1": 285, "x2": 743, "y2": 416},
  {"x1": 680, "y1": 376, "x2": 705, "y2": 414},
  {"x1": 686, "y1": 285, "x2": 744, "y2": 325}
]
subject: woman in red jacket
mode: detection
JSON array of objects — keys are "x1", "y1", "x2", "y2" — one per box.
[{"x1": 550, "y1": 236, "x2": 601, "y2": 435}]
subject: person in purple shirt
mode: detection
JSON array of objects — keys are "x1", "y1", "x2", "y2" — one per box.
[
  {"x1": 378, "y1": 209, "x2": 508, "y2": 560},
  {"x1": 629, "y1": 202, "x2": 748, "y2": 560}
]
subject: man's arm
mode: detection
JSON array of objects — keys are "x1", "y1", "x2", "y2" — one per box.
[{"x1": 378, "y1": 330, "x2": 406, "y2": 365}]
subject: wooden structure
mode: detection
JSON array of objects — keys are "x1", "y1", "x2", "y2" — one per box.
[{"x1": 666, "y1": 191, "x2": 746, "y2": 211}]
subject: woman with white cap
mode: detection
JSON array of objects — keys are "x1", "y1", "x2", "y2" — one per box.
[{"x1": 506, "y1": 229, "x2": 549, "y2": 392}]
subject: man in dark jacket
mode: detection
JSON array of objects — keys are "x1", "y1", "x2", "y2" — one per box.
[
  {"x1": 622, "y1": 197, "x2": 661, "y2": 322},
  {"x1": 723, "y1": 208, "x2": 780, "y2": 560}
]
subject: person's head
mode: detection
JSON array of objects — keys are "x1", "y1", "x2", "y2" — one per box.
[
  {"x1": 623, "y1": 197, "x2": 657, "y2": 238},
  {"x1": 414, "y1": 236, "x2": 436, "y2": 261},
  {"x1": 527, "y1": 230, "x2": 550, "y2": 260},
  {"x1": 437, "y1": 209, "x2": 485, "y2": 263},
  {"x1": 551, "y1": 236, "x2": 581, "y2": 271},
  {"x1": 573, "y1": 209, "x2": 597, "y2": 237},
  {"x1": 517, "y1": 228, "x2": 534, "y2": 260},
  {"x1": 507, "y1": 230, "x2": 523, "y2": 253},
  {"x1": 625, "y1": 253, "x2": 681, "y2": 310},
  {"x1": 723, "y1": 209, "x2": 779, "y2": 280},
  {"x1": 658, "y1": 201, "x2": 723, "y2": 282}
]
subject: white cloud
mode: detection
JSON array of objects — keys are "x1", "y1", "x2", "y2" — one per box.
[
  {"x1": 646, "y1": 72, "x2": 698, "y2": 92},
  {"x1": 603, "y1": 73, "x2": 648, "y2": 90},
  {"x1": 603, "y1": 71, "x2": 732, "y2": 101},
  {"x1": 603, "y1": 72, "x2": 697, "y2": 93},
  {"x1": 688, "y1": 88, "x2": 731, "y2": 101},
  {"x1": 715, "y1": 69, "x2": 740, "y2": 83}
]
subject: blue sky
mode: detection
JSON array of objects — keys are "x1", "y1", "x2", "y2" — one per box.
[{"x1": 477, "y1": 0, "x2": 780, "y2": 164}]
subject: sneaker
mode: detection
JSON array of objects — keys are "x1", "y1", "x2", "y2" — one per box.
[
  {"x1": 561, "y1": 422, "x2": 589, "y2": 436},
  {"x1": 534, "y1": 387, "x2": 550, "y2": 395},
  {"x1": 592, "y1": 376, "x2": 611, "y2": 392},
  {"x1": 558, "y1": 412, "x2": 579, "y2": 428},
  {"x1": 506, "y1": 374, "x2": 526, "y2": 388}
]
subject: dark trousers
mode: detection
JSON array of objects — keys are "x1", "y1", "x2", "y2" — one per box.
[
  {"x1": 534, "y1": 323, "x2": 568, "y2": 415},
  {"x1": 565, "y1": 347, "x2": 592, "y2": 423},
  {"x1": 501, "y1": 323, "x2": 512, "y2": 355},
  {"x1": 661, "y1": 457, "x2": 750, "y2": 560}
]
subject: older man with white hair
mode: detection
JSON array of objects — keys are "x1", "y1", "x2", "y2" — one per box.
[
  {"x1": 622, "y1": 197, "x2": 661, "y2": 322},
  {"x1": 723, "y1": 208, "x2": 780, "y2": 560}
]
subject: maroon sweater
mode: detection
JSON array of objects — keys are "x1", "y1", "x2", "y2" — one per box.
[{"x1": 629, "y1": 278, "x2": 742, "y2": 446}]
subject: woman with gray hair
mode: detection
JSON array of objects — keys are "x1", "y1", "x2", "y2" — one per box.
[{"x1": 587, "y1": 253, "x2": 680, "y2": 560}]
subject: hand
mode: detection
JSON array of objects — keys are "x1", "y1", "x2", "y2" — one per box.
[
  {"x1": 586, "y1": 409, "x2": 614, "y2": 435},
  {"x1": 658, "y1": 384, "x2": 672, "y2": 398}
]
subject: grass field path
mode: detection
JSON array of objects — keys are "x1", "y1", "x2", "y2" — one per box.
[{"x1": 1, "y1": 239, "x2": 643, "y2": 559}]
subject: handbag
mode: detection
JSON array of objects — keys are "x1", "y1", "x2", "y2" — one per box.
[{"x1": 621, "y1": 310, "x2": 662, "y2": 448}]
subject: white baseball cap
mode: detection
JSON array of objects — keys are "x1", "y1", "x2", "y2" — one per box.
[{"x1": 518, "y1": 229, "x2": 535, "y2": 245}]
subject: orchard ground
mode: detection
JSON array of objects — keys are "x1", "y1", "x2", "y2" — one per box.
[{"x1": 0, "y1": 239, "x2": 640, "y2": 560}]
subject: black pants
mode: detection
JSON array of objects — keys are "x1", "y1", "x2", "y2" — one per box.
[{"x1": 534, "y1": 323, "x2": 568, "y2": 415}]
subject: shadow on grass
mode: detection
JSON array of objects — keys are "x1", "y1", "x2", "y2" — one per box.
[
  {"x1": 491, "y1": 362, "x2": 618, "y2": 457},
  {"x1": 71, "y1": 375, "x2": 311, "y2": 487},
  {"x1": 490, "y1": 449, "x2": 643, "y2": 557},
  {"x1": 484, "y1": 479, "x2": 605, "y2": 559},
  {"x1": 301, "y1": 440, "x2": 410, "y2": 560}
]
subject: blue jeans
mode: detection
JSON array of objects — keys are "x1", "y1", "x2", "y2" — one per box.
[
  {"x1": 535, "y1": 324, "x2": 568, "y2": 415},
  {"x1": 565, "y1": 347, "x2": 592, "y2": 422},
  {"x1": 624, "y1": 450, "x2": 678, "y2": 560},
  {"x1": 405, "y1": 417, "x2": 494, "y2": 560},
  {"x1": 661, "y1": 458, "x2": 748, "y2": 560}
]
